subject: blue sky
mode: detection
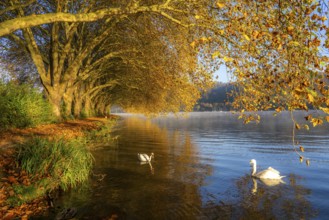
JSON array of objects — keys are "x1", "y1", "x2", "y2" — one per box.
[{"x1": 214, "y1": 64, "x2": 232, "y2": 83}]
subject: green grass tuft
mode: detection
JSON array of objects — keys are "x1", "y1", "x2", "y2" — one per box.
[
  {"x1": 11, "y1": 137, "x2": 94, "y2": 205},
  {"x1": 87, "y1": 120, "x2": 117, "y2": 144}
]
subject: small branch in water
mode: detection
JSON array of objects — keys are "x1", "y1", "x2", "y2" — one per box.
[
  {"x1": 290, "y1": 111, "x2": 310, "y2": 165},
  {"x1": 92, "y1": 172, "x2": 107, "y2": 181}
]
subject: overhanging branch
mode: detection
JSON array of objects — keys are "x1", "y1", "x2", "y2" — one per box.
[{"x1": 0, "y1": 3, "x2": 191, "y2": 37}]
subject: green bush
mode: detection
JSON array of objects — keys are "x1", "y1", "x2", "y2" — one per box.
[{"x1": 0, "y1": 81, "x2": 56, "y2": 129}]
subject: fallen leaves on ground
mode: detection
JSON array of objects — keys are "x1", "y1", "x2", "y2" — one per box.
[{"x1": 0, "y1": 117, "x2": 115, "y2": 219}]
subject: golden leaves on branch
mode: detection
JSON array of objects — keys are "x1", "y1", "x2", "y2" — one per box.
[
  {"x1": 311, "y1": 118, "x2": 323, "y2": 127},
  {"x1": 251, "y1": 30, "x2": 260, "y2": 40},
  {"x1": 203, "y1": 0, "x2": 329, "y2": 166},
  {"x1": 300, "y1": 156, "x2": 311, "y2": 166},
  {"x1": 319, "y1": 107, "x2": 329, "y2": 114},
  {"x1": 190, "y1": 37, "x2": 212, "y2": 49},
  {"x1": 296, "y1": 143, "x2": 310, "y2": 166},
  {"x1": 224, "y1": 0, "x2": 329, "y2": 120},
  {"x1": 242, "y1": 34, "x2": 250, "y2": 42}
]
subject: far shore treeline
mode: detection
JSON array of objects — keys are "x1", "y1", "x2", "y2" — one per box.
[{"x1": 195, "y1": 82, "x2": 233, "y2": 112}]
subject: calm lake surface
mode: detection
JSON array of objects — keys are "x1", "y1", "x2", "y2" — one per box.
[{"x1": 38, "y1": 112, "x2": 329, "y2": 219}]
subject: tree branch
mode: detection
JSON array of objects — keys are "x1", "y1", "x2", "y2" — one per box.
[
  {"x1": 0, "y1": 3, "x2": 191, "y2": 37},
  {"x1": 0, "y1": 0, "x2": 36, "y2": 16}
]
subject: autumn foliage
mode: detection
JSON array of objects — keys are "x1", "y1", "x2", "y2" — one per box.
[{"x1": 200, "y1": 0, "x2": 329, "y2": 126}]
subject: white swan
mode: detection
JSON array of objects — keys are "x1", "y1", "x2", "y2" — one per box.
[
  {"x1": 137, "y1": 153, "x2": 154, "y2": 162},
  {"x1": 250, "y1": 159, "x2": 285, "y2": 180}
]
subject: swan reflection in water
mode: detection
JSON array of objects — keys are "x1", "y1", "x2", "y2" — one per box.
[{"x1": 251, "y1": 177, "x2": 285, "y2": 194}]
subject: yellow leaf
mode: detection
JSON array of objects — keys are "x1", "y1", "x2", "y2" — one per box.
[
  {"x1": 304, "y1": 115, "x2": 312, "y2": 121},
  {"x1": 190, "y1": 41, "x2": 196, "y2": 48},
  {"x1": 217, "y1": 2, "x2": 225, "y2": 8},
  {"x1": 311, "y1": 118, "x2": 323, "y2": 127},
  {"x1": 295, "y1": 123, "x2": 301, "y2": 130},
  {"x1": 275, "y1": 107, "x2": 282, "y2": 112},
  {"x1": 287, "y1": 26, "x2": 294, "y2": 32},
  {"x1": 299, "y1": 156, "x2": 303, "y2": 163},
  {"x1": 212, "y1": 51, "x2": 221, "y2": 59},
  {"x1": 195, "y1": 15, "x2": 201, "y2": 19},
  {"x1": 299, "y1": 146, "x2": 305, "y2": 152},
  {"x1": 295, "y1": 87, "x2": 303, "y2": 93},
  {"x1": 304, "y1": 124, "x2": 309, "y2": 130},
  {"x1": 277, "y1": 44, "x2": 283, "y2": 50},
  {"x1": 326, "y1": 116, "x2": 329, "y2": 122},
  {"x1": 243, "y1": 34, "x2": 250, "y2": 41},
  {"x1": 200, "y1": 37, "x2": 208, "y2": 42},
  {"x1": 307, "y1": 93, "x2": 314, "y2": 102},
  {"x1": 252, "y1": 30, "x2": 260, "y2": 39},
  {"x1": 319, "y1": 107, "x2": 329, "y2": 114},
  {"x1": 217, "y1": 29, "x2": 225, "y2": 35},
  {"x1": 223, "y1": 56, "x2": 233, "y2": 62},
  {"x1": 289, "y1": 41, "x2": 300, "y2": 46},
  {"x1": 306, "y1": 159, "x2": 310, "y2": 166}
]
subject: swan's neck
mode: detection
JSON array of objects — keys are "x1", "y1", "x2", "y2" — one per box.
[{"x1": 251, "y1": 163, "x2": 257, "y2": 176}]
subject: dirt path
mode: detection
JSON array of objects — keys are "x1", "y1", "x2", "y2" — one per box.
[{"x1": 0, "y1": 117, "x2": 112, "y2": 149}]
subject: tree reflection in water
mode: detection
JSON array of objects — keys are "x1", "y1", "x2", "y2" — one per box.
[
  {"x1": 203, "y1": 174, "x2": 318, "y2": 219},
  {"x1": 35, "y1": 116, "x2": 320, "y2": 220}
]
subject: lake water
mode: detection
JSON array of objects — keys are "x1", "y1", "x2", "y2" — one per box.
[{"x1": 37, "y1": 112, "x2": 329, "y2": 219}]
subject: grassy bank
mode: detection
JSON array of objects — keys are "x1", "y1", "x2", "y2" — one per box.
[{"x1": 0, "y1": 116, "x2": 118, "y2": 219}]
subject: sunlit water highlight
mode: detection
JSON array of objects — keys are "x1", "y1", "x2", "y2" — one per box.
[{"x1": 36, "y1": 111, "x2": 329, "y2": 219}]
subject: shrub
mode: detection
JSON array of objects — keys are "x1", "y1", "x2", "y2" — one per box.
[{"x1": 0, "y1": 81, "x2": 56, "y2": 129}]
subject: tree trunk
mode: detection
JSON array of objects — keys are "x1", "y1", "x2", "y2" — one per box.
[
  {"x1": 47, "y1": 91, "x2": 62, "y2": 118},
  {"x1": 63, "y1": 92, "x2": 74, "y2": 118},
  {"x1": 73, "y1": 93, "x2": 83, "y2": 118},
  {"x1": 83, "y1": 96, "x2": 92, "y2": 117}
]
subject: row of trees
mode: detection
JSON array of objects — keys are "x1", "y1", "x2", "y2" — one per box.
[
  {"x1": 1, "y1": 0, "x2": 329, "y2": 125},
  {"x1": 1, "y1": 0, "x2": 214, "y2": 118}
]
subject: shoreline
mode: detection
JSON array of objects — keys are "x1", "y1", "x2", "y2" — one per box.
[{"x1": 0, "y1": 116, "x2": 116, "y2": 219}]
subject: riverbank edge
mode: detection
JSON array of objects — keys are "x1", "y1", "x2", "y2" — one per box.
[{"x1": 0, "y1": 116, "x2": 118, "y2": 219}]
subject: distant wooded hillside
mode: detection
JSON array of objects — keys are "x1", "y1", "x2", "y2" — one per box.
[{"x1": 194, "y1": 82, "x2": 234, "y2": 111}]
